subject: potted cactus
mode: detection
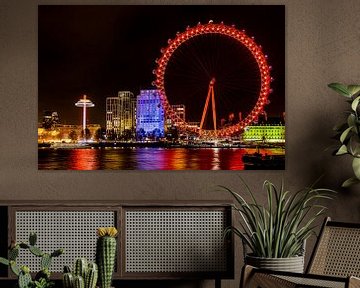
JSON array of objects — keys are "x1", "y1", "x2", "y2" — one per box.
[
  {"x1": 62, "y1": 258, "x2": 98, "y2": 288},
  {"x1": 0, "y1": 232, "x2": 63, "y2": 288},
  {"x1": 96, "y1": 227, "x2": 118, "y2": 288}
]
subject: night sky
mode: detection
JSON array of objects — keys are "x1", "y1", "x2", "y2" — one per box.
[{"x1": 38, "y1": 5, "x2": 285, "y2": 128}]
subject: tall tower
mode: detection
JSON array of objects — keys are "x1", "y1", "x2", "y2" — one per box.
[{"x1": 75, "y1": 95, "x2": 95, "y2": 141}]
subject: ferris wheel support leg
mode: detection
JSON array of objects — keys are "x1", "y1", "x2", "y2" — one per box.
[
  {"x1": 200, "y1": 84, "x2": 212, "y2": 132},
  {"x1": 211, "y1": 85, "x2": 217, "y2": 134}
]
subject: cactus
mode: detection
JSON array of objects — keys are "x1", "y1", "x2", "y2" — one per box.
[
  {"x1": 10, "y1": 260, "x2": 20, "y2": 276},
  {"x1": 74, "y1": 258, "x2": 88, "y2": 279},
  {"x1": 18, "y1": 270, "x2": 32, "y2": 288},
  {"x1": 35, "y1": 268, "x2": 51, "y2": 281},
  {"x1": 73, "y1": 275, "x2": 85, "y2": 288},
  {"x1": 51, "y1": 248, "x2": 64, "y2": 258},
  {"x1": 63, "y1": 272, "x2": 74, "y2": 288},
  {"x1": 64, "y1": 265, "x2": 72, "y2": 273},
  {"x1": 9, "y1": 246, "x2": 19, "y2": 260},
  {"x1": 96, "y1": 227, "x2": 118, "y2": 288},
  {"x1": 0, "y1": 257, "x2": 9, "y2": 266},
  {"x1": 0, "y1": 232, "x2": 63, "y2": 288},
  {"x1": 29, "y1": 232, "x2": 37, "y2": 246},
  {"x1": 29, "y1": 245, "x2": 44, "y2": 257},
  {"x1": 41, "y1": 253, "x2": 52, "y2": 270},
  {"x1": 63, "y1": 259, "x2": 98, "y2": 288},
  {"x1": 85, "y1": 263, "x2": 98, "y2": 288}
]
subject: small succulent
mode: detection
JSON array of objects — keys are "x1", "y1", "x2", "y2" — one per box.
[
  {"x1": 0, "y1": 232, "x2": 63, "y2": 288},
  {"x1": 328, "y1": 83, "x2": 360, "y2": 187},
  {"x1": 32, "y1": 278, "x2": 54, "y2": 288}
]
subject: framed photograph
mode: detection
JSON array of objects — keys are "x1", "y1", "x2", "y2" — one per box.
[{"x1": 38, "y1": 5, "x2": 285, "y2": 170}]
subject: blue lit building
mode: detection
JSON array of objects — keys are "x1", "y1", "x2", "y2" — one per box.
[{"x1": 136, "y1": 90, "x2": 165, "y2": 139}]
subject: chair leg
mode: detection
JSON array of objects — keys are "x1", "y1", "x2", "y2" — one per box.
[
  {"x1": 215, "y1": 278, "x2": 221, "y2": 288},
  {"x1": 240, "y1": 265, "x2": 255, "y2": 288}
]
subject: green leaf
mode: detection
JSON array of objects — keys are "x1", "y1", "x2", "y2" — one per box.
[
  {"x1": 340, "y1": 126, "x2": 353, "y2": 143},
  {"x1": 351, "y1": 96, "x2": 360, "y2": 111},
  {"x1": 10, "y1": 261, "x2": 20, "y2": 276},
  {"x1": 347, "y1": 85, "x2": 360, "y2": 97},
  {"x1": 342, "y1": 177, "x2": 360, "y2": 188},
  {"x1": 336, "y1": 144, "x2": 348, "y2": 155},
  {"x1": 352, "y1": 157, "x2": 360, "y2": 179},
  {"x1": 347, "y1": 135, "x2": 360, "y2": 156},
  {"x1": 0, "y1": 257, "x2": 9, "y2": 266},
  {"x1": 347, "y1": 114, "x2": 356, "y2": 128},
  {"x1": 328, "y1": 83, "x2": 351, "y2": 97}
]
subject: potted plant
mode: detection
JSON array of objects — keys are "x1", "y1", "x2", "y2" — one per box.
[
  {"x1": 328, "y1": 83, "x2": 360, "y2": 187},
  {"x1": 0, "y1": 232, "x2": 63, "y2": 288},
  {"x1": 222, "y1": 179, "x2": 335, "y2": 273}
]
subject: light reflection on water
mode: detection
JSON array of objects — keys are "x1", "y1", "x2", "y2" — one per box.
[{"x1": 38, "y1": 147, "x2": 284, "y2": 170}]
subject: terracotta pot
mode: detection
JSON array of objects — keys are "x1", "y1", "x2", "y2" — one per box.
[{"x1": 245, "y1": 254, "x2": 304, "y2": 273}]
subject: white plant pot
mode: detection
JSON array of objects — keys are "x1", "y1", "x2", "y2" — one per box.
[{"x1": 245, "y1": 254, "x2": 305, "y2": 273}]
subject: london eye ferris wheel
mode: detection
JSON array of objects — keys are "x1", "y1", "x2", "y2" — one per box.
[{"x1": 152, "y1": 21, "x2": 272, "y2": 138}]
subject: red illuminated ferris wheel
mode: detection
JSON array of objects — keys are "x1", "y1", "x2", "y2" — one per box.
[{"x1": 153, "y1": 21, "x2": 272, "y2": 138}]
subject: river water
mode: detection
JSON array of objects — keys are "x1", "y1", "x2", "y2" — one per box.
[{"x1": 38, "y1": 147, "x2": 284, "y2": 170}]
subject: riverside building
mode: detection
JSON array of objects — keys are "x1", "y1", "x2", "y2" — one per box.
[
  {"x1": 136, "y1": 90, "x2": 165, "y2": 139},
  {"x1": 106, "y1": 91, "x2": 136, "y2": 139}
]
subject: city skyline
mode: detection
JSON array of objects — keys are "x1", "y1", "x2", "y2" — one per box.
[{"x1": 39, "y1": 5, "x2": 285, "y2": 128}]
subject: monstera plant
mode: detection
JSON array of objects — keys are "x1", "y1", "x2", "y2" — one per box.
[{"x1": 328, "y1": 83, "x2": 360, "y2": 187}]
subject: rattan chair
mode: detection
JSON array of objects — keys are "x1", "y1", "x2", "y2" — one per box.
[{"x1": 241, "y1": 217, "x2": 360, "y2": 288}]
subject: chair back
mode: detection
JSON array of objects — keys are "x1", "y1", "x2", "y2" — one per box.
[{"x1": 307, "y1": 217, "x2": 360, "y2": 277}]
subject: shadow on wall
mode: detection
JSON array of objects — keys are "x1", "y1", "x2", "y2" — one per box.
[{"x1": 295, "y1": 106, "x2": 360, "y2": 218}]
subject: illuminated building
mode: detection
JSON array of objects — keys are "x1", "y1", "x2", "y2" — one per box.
[
  {"x1": 165, "y1": 104, "x2": 186, "y2": 132},
  {"x1": 119, "y1": 91, "x2": 136, "y2": 136},
  {"x1": 106, "y1": 91, "x2": 136, "y2": 139},
  {"x1": 42, "y1": 111, "x2": 60, "y2": 130},
  {"x1": 38, "y1": 124, "x2": 101, "y2": 143},
  {"x1": 106, "y1": 96, "x2": 120, "y2": 138},
  {"x1": 242, "y1": 124, "x2": 285, "y2": 143},
  {"x1": 171, "y1": 104, "x2": 186, "y2": 122},
  {"x1": 136, "y1": 90, "x2": 165, "y2": 139},
  {"x1": 187, "y1": 122, "x2": 200, "y2": 130}
]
